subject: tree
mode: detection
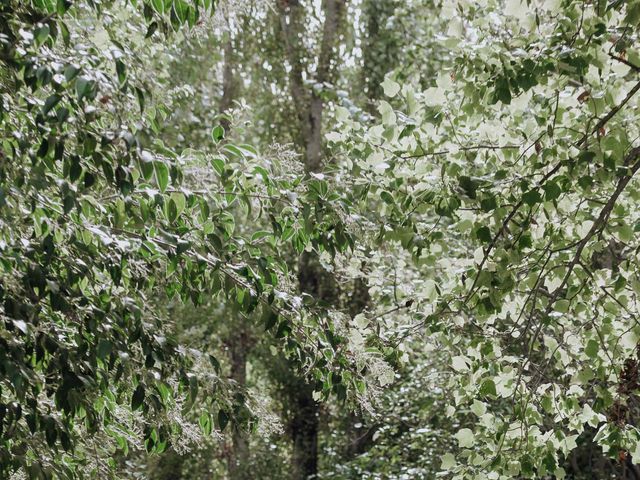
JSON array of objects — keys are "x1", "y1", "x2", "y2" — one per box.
[
  {"x1": 275, "y1": 1, "x2": 347, "y2": 477},
  {"x1": 0, "y1": 1, "x2": 364, "y2": 477},
  {"x1": 327, "y1": 0, "x2": 640, "y2": 477}
]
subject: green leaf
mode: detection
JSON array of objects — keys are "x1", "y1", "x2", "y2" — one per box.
[
  {"x1": 199, "y1": 413, "x2": 212, "y2": 435},
  {"x1": 441, "y1": 453, "x2": 456, "y2": 470},
  {"x1": 578, "y1": 151, "x2": 596, "y2": 163},
  {"x1": 154, "y1": 161, "x2": 170, "y2": 192},
  {"x1": 145, "y1": 21, "x2": 159, "y2": 38},
  {"x1": 211, "y1": 157, "x2": 225, "y2": 175},
  {"x1": 381, "y1": 76, "x2": 401, "y2": 97},
  {"x1": 173, "y1": 0, "x2": 190, "y2": 24},
  {"x1": 544, "y1": 181, "x2": 562, "y2": 201},
  {"x1": 115, "y1": 59, "x2": 127, "y2": 85},
  {"x1": 454, "y1": 428, "x2": 475, "y2": 448},
  {"x1": 224, "y1": 144, "x2": 245, "y2": 158},
  {"x1": 42, "y1": 94, "x2": 61, "y2": 115},
  {"x1": 494, "y1": 77, "x2": 511, "y2": 104},
  {"x1": 522, "y1": 189, "x2": 542, "y2": 206},
  {"x1": 218, "y1": 409, "x2": 229, "y2": 431},
  {"x1": 585, "y1": 339, "x2": 599, "y2": 359},
  {"x1": 263, "y1": 310, "x2": 278, "y2": 331},
  {"x1": 75, "y1": 77, "x2": 92, "y2": 101},
  {"x1": 625, "y1": 0, "x2": 640, "y2": 24},
  {"x1": 380, "y1": 191, "x2": 394, "y2": 204},
  {"x1": 132, "y1": 385, "x2": 145, "y2": 411},
  {"x1": 480, "y1": 195, "x2": 497, "y2": 212},
  {"x1": 479, "y1": 379, "x2": 497, "y2": 397},
  {"x1": 170, "y1": 192, "x2": 186, "y2": 218},
  {"x1": 459, "y1": 176, "x2": 478, "y2": 199},
  {"x1": 212, "y1": 125, "x2": 225, "y2": 143},
  {"x1": 617, "y1": 224, "x2": 633, "y2": 242},
  {"x1": 476, "y1": 226, "x2": 492, "y2": 243},
  {"x1": 64, "y1": 65, "x2": 80, "y2": 82},
  {"x1": 97, "y1": 340, "x2": 112, "y2": 360},
  {"x1": 44, "y1": 417, "x2": 57, "y2": 447},
  {"x1": 151, "y1": 0, "x2": 165, "y2": 14},
  {"x1": 140, "y1": 154, "x2": 154, "y2": 180},
  {"x1": 57, "y1": 0, "x2": 71, "y2": 14},
  {"x1": 208, "y1": 355, "x2": 221, "y2": 373},
  {"x1": 34, "y1": 25, "x2": 50, "y2": 45},
  {"x1": 554, "y1": 299, "x2": 570, "y2": 313},
  {"x1": 166, "y1": 198, "x2": 178, "y2": 223},
  {"x1": 251, "y1": 231, "x2": 272, "y2": 243}
]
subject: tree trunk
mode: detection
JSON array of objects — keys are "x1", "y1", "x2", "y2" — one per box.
[
  {"x1": 289, "y1": 380, "x2": 320, "y2": 480},
  {"x1": 227, "y1": 322, "x2": 250, "y2": 480},
  {"x1": 305, "y1": 0, "x2": 344, "y2": 171},
  {"x1": 276, "y1": 1, "x2": 345, "y2": 478},
  {"x1": 217, "y1": 34, "x2": 250, "y2": 479},
  {"x1": 219, "y1": 34, "x2": 238, "y2": 133},
  {"x1": 342, "y1": 276, "x2": 373, "y2": 459},
  {"x1": 277, "y1": 0, "x2": 345, "y2": 172},
  {"x1": 335, "y1": 0, "x2": 399, "y2": 452},
  {"x1": 361, "y1": 0, "x2": 399, "y2": 110}
]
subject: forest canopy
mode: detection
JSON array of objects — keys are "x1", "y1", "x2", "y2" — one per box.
[{"x1": 1, "y1": 0, "x2": 640, "y2": 479}]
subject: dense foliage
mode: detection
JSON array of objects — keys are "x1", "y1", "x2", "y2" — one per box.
[
  {"x1": 327, "y1": 1, "x2": 640, "y2": 477},
  {"x1": 2, "y1": 0, "x2": 640, "y2": 479},
  {"x1": 0, "y1": 1, "x2": 366, "y2": 477}
]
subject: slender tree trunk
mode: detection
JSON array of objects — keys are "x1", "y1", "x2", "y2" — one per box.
[
  {"x1": 277, "y1": 0, "x2": 310, "y2": 153},
  {"x1": 289, "y1": 380, "x2": 320, "y2": 479},
  {"x1": 291, "y1": 250, "x2": 340, "y2": 480},
  {"x1": 627, "y1": 455, "x2": 640, "y2": 480},
  {"x1": 342, "y1": 276, "x2": 373, "y2": 459},
  {"x1": 277, "y1": 0, "x2": 345, "y2": 171},
  {"x1": 217, "y1": 33, "x2": 250, "y2": 478},
  {"x1": 361, "y1": 0, "x2": 399, "y2": 112},
  {"x1": 276, "y1": 1, "x2": 345, "y2": 478},
  {"x1": 227, "y1": 323, "x2": 250, "y2": 480},
  {"x1": 337, "y1": 1, "x2": 400, "y2": 452},
  {"x1": 304, "y1": 0, "x2": 343, "y2": 171},
  {"x1": 219, "y1": 34, "x2": 238, "y2": 133},
  {"x1": 337, "y1": 2, "x2": 399, "y2": 457}
]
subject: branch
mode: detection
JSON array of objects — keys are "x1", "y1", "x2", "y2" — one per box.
[
  {"x1": 100, "y1": 187, "x2": 293, "y2": 205},
  {"x1": 513, "y1": 146, "x2": 640, "y2": 406},
  {"x1": 368, "y1": 300, "x2": 414, "y2": 322},
  {"x1": 464, "y1": 164, "x2": 559, "y2": 303},
  {"x1": 578, "y1": 79, "x2": 640, "y2": 148},
  {"x1": 400, "y1": 144, "x2": 521, "y2": 159},
  {"x1": 608, "y1": 52, "x2": 640, "y2": 72},
  {"x1": 548, "y1": 146, "x2": 640, "y2": 304},
  {"x1": 109, "y1": 226, "x2": 321, "y2": 347},
  {"x1": 465, "y1": 80, "x2": 640, "y2": 304}
]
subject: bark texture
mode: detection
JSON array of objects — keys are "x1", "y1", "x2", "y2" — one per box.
[
  {"x1": 361, "y1": 0, "x2": 399, "y2": 107},
  {"x1": 218, "y1": 34, "x2": 239, "y2": 133},
  {"x1": 218, "y1": 34, "x2": 251, "y2": 479},
  {"x1": 227, "y1": 322, "x2": 251, "y2": 480},
  {"x1": 276, "y1": 1, "x2": 346, "y2": 478},
  {"x1": 277, "y1": 0, "x2": 345, "y2": 172}
]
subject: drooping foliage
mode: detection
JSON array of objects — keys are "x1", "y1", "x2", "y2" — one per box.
[{"x1": 0, "y1": 1, "x2": 369, "y2": 477}]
